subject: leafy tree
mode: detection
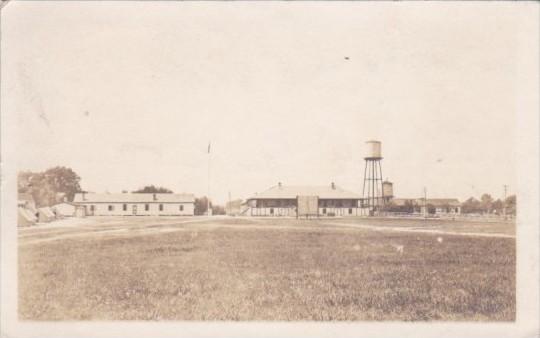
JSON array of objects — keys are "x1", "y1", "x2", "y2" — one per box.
[
  {"x1": 461, "y1": 197, "x2": 482, "y2": 214},
  {"x1": 18, "y1": 166, "x2": 82, "y2": 206},
  {"x1": 492, "y1": 199, "x2": 504, "y2": 215},
  {"x1": 212, "y1": 205, "x2": 226, "y2": 215},
  {"x1": 480, "y1": 194, "x2": 494, "y2": 214},
  {"x1": 505, "y1": 195, "x2": 516, "y2": 215},
  {"x1": 194, "y1": 196, "x2": 213, "y2": 215},
  {"x1": 132, "y1": 185, "x2": 173, "y2": 193}
]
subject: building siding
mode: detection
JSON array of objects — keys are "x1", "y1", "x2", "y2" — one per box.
[
  {"x1": 79, "y1": 202, "x2": 194, "y2": 216},
  {"x1": 248, "y1": 206, "x2": 368, "y2": 217}
]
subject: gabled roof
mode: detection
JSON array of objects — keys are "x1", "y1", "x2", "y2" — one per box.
[
  {"x1": 73, "y1": 193, "x2": 195, "y2": 203},
  {"x1": 38, "y1": 207, "x2": 56, "y2": 218},
  {"x1": 419, "y1": 198, "x2": 461, "y2": 207},
  {"x1": 248, "y1": 184, "x2": 362, "y2": 200}
]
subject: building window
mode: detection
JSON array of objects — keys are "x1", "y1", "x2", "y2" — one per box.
[
  {"x1": 90, "y1": 205, "x2": 95, "y2": 211},
  {"x1": 270, "y1": 208, "x2": 274, "y2": 214},
  {"x1": 145, "y1": 204, "x2": 149, "y2": 211},
  {"x1": 349, "y1": 208, "x2": 353, "y2": 214},
  {"x1": 123, "y1": 204, "x2": 127, "y2": 211},
  {"x1": 323, "y1": 208, "x2": 326, "y2": 214},
  {"x1": 179, "y1": 205, "x2": 184, "y2": 211},
  {"x1": 108, "y1": 205, "x2": 114, "y2": 211},
  {"x1": 159, "y1": 204, "x2": 163, "y2": 211}
]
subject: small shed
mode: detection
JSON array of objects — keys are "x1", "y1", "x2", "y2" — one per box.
[{"x1": 52, "y1": 203, "x2": 76, "y2": 217}]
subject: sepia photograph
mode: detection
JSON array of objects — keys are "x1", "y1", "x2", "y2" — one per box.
[{"x1": 0, "y1": 1, "x2": 539, "y2": 338}]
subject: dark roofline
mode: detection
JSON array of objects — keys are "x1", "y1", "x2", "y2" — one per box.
[{"x1": 75, "y1": 201, "x2": 193, "y2": 204}]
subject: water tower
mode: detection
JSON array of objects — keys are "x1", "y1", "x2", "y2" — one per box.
[{"x1": 362, "y1": 140, "x2": 386, "y2": 212}]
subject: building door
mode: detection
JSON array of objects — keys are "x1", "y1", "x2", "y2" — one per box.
[
  {"x1": 132, "y1": 204, "x2": 137, "y2": 215},
  {"x1": 297, "y1": 195, "x2": 319, "y2": 218}
]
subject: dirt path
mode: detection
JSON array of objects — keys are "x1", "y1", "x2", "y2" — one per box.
[
  {"x1": 19, "y1": 216, "x2": 515, "y2": 246},
  {"x1": 18, "y1": 218, "x2": 216, "y2": 245},
  {"x1": 323, "y1": 221, "x2": 515, "y2": 238}
]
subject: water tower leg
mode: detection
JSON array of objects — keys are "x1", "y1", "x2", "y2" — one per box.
[
  {"x1": 378, "y1": 160, "x2": 384, "y2": 206},
  {"x1": 362, "y1": 160, "x2": 368, "y2": 198}
]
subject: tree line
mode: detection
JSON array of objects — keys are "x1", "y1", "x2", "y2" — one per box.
[
  {"x1": 461, "y1": 194, "x2": 516, "y2": 215},
  {"x1": 384, "y1": 193, "x2": 516, "y2": 215}
]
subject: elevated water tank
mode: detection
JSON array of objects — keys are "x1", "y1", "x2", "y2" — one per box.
[
  {"x1": 382, "y1": 181, "x2": 393, "y2": 198},
  {"x1": 365, "y1": 140, "x2": 382, "y2": 159}
]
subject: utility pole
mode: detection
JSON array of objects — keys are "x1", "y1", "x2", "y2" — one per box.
[{"x1": 503, "y1": 184, "x2": 508, "y2": 220}]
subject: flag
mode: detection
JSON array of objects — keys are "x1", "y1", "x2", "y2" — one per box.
[{"x1": 207, "y1": 142, "x2": 211, "y2": 154}]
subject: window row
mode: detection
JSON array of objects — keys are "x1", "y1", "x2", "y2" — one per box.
[
  {"x1": 89, "y1": 204, "x2": 185, "y2": 212},
  {"x1": 267, "y1": 208, "x2": 355, "y2": 215}
]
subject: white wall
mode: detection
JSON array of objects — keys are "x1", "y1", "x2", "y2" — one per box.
[
  {"x1": 249, "y1": 207, "x2": 368, "y2": 217},
  {"x1": 80, "y1": 202, "x2": 194, "y2": 216}
]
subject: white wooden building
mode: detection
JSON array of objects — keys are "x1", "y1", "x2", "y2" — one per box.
[
  {"x1": 246, "y1": 183, "x2": 369, "y2": 217},
  {"x1": 52, "y1": 203, "x2": 77, "y2": 217},
  {"x1": 73, "y1": 192, "x2": 195, "y2": 216}
]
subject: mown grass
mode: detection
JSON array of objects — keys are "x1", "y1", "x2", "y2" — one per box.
[{"x1": 19, "y1": 219, "x2": 515, "y2": 321}]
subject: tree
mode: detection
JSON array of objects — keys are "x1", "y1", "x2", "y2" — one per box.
[
  {"x1": 18, "y1": 166, "x2": 82, "y2": 206},
  {"x1": 505, "y1": 195, "x2": 516, "y2": 215},
  {"x1": 212, "y1": 205, "x2": 226, "y2": 215},
  {"x1": 461, "y1": 197, "x2": 482, "y2": 214},
  {"x1": 194, "y1": 196, "x2": 212, "y2": 215},
  {"x1": 492, "y1": 199, "x2": 504, "y2": 215},
  {"x1": 43, "y1": 167, "x2": 82, "y2": 202},
  {"x1": 480, "y1": 194, "x2": 494, "y2": 214},
  {"x1": 132, "y1": 185, "x2": 173, "y2": 193}
]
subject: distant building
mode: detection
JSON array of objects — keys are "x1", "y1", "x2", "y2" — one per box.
[
  {"x1": 418, "y1": 198, "x2": 461, "y2": 215},
  {"x1": 73, "y1": 192, "x2": 195, "y2": 216},
  {"x1": 225, "y1": 199, "x2": 244, "y2": 216},
  {"x1": 246, "y1": 182, "x2": 369, "y2": 217},
  {"x1": 391, "y1": 198, "x2": 461, "y2": 215},
  {"x1": 52, "y1": 203, "x2": 77, "y2": 217}
]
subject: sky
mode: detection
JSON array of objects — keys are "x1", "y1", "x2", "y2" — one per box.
[{"x1": 2, "y1": 1, "x2": 520, "y2": 204}]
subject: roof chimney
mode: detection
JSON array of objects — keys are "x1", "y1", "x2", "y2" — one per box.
[
  {"x1": 153, "y1": 193, "x2": 157, "y2": 201},
  {"x1": 278, "y1": 182, "x2": 282, "y2": 189},
  {"x1": 331, "y1": 182, "x2": 336, "y2": 190}
]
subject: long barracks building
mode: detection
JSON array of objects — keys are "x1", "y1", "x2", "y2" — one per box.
[
  {"x1": 245, "y1": 182, "x2": 369, "y2": 217},
  {"x1": 73, "y1": 192, "x2": 195, "y2": 216}
]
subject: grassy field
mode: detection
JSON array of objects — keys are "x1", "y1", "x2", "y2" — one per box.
[{"x1": 18, "y1": 217, "x2": 515, "y2": 321}]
